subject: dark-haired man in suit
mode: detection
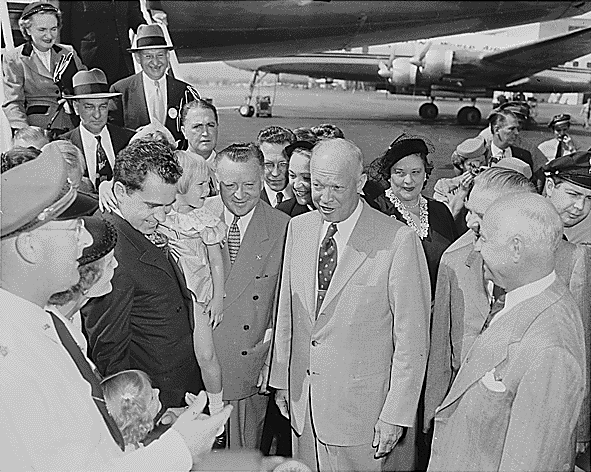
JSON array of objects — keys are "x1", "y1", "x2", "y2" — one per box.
[{"x1": 81, "y1": 139, "x2": 203, "y2": 409}]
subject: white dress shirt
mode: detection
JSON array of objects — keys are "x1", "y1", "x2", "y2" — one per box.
[
  {"x1": 264, "y1": 182, "x2": 293, "y2": 207},
  {"x1": 491, "y1": 142, "x2": 513, "y2": 161},
  {"x1": 142, "y1": 72, "x2": 168, "y2": 124},
  {"x1": 223, "y1": 204, "x2": 255, "y2": 244},
  {"x1": 79, "y1": 125, "x2": 116, "y2": 184},
  {"x1": 33, "y1": 44, "x2": 52, "y2": 73},
  {"x1": 488, "y1": 271, "x2": 556, "y2": 327}
]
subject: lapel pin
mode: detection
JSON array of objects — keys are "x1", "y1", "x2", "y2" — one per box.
[
  {"x1": 0, "y1": 345, "x2": 8, "y2": 357},
  {"x1": 256, "y1": 254, "x2": 262, "y2": 260}
]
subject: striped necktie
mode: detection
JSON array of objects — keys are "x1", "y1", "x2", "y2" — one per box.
[{"x1": 228, "y1": 215, "x2": 241, "y2": 264}]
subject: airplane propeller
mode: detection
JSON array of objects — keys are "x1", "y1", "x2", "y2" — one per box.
[
  {"x1": 377, "y1": 47, "x2": 397, "y2": 79},
  {"x1": 409, "y1": 41, "x2": 432, "y2": 70}
]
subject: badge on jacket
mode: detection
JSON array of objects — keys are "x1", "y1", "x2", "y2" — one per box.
[{"x1": 168, "y1": 107, "x2": 178, "y2": 120}]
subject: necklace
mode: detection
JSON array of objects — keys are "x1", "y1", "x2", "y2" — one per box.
[
  {"x1": 385, "y1": 188, "x2": 429, "y2": 239},
  {"x1": 401, "y1": 198, "x2": 420, "y2": 209}
]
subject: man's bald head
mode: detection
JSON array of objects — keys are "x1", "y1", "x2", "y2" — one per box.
[{"x1": 310, "y1": 138, "x2": 367, "y2": 222}]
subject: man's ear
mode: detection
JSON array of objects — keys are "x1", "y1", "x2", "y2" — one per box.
[
  {"x1": 15, "y1": 232, "x2": 39, "y2": 264},
  {"x1": 544, "y1": 177, "x2": 555, "y2": 198},
  {"x1": 113, "y1": 181, "x2": 127, "y2": 200},
  {"x1": 510, "y1": 235, "x2": 524, "y2": 264},
  {"x1": 72, "y1": 101, "x2": 80, "y2": 117},
  {"x1": 358, "y1": 173, "x2": 368, "y2": 194}
]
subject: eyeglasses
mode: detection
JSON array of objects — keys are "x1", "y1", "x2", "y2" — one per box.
[
  {"x1": 36, "y1": 219, "x2": 84, "y2": 240},
  {"x1": 264, "y1": 161, "x2": 288, "y2": 172}
]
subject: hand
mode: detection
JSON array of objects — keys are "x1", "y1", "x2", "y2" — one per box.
[
  {"x1": 150, "y1": 9, "x2": 168, "y2": 25},
  {"x1": 158, "y1": 392, "x2": 202, "y2": 426},
  {"x1": 207, "y1": 297, "x2": 224, "y2": 330},
  {"x1": 274, "y1": 389, "x2": 289, "y2": 419},
  {"x1": 372, "y1": 420, "x2": 403, "y2": 459},
  {"x1": 98, "y1": 179, "x2": 118, "y2": 213},
  {"x1": 172, "y1": 391, "x2": 233, "y2": 464},
  {"x1": 576, "y1": 441, "x2": 589, "y2": 455},
  {"x1": 257, "y1": 363, "x2": 270, "y2": 394}
]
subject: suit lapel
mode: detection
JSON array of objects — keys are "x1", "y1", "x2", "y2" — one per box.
[
  {"x1": 22, "y1": 50, "x2": 51, "y2": 79},
  {"x1": 298, "y1": 212, "x2": 323, "y2": 321},
  {"x1": 463, "y1": 249, "x2": 490, "y2": 322},
  {"x1": 70, "y1": 128, "x2": 88, "y2": 176},
  {"x1": 317, "y1": 204, "x2": 371, "y2": 323},
  {"x1": 133, "y1": 74, "x2": 150, "y2": 124},
  {"x1": 439, "y1": 280, "x2": 565, "y2": 411}
]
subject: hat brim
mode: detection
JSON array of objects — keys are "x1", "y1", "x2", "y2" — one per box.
[
  {"x1": 55, "y1": 192, "x2": 99, "y2": 221},
  {"x1": 63, "y1": 92, "x2": 122, "y2": 100},
  {"x1": 128, "y1": 45, "x2": 174, "y2": 52}
]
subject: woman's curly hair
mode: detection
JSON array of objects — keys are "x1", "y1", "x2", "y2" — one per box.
[{"x1": 101, "y1": 370, "x2": 156, "y2": 449}]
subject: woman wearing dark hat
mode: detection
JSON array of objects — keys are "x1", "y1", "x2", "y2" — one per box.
[
  {"x1": 2, "y1": 1, "x2": 86, "y2": 134},
  {"x1": 47, "y1": 215, "x2": 118, "y2": 350},
  {"x1": 368, "y1": 134, "x2": 458, "y2": 299}
]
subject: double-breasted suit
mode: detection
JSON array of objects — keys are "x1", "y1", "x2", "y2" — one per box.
[
  {"x1": 428, "y1": 279, "x2": 586, "y2": 471},
  {"x1": 270, "y1": 202, "x2": 431, "y2": 452},
  {"x1": 2, "y1": 42, "x2": 85, "y2": 131},
  {"x1": 423, "y1": 231, "x2": 591, "y2": 444},
  {"x1": 108, "y1": 73, "x2": 197, "y2": 143},
  {"x1": 81, "y1": 212, "x2": 203, "y2": 408}
]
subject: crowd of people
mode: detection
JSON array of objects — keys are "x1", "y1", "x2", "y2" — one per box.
[{"x1": 2, "y1": 2, "x2": 591, "y2": 471}]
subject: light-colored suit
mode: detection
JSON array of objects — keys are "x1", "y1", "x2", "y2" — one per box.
[
  {"x1": 428, "y1": 279, "x2": 586, "y2": 471},
  {"x1": 423, "y1": 231, "x2": 591, "y2": 444},
  {"x1": 204, "y1": 196, "x2": 289, "y2": 448},
  {"x1": 270, "y1": 202, "x2": 431, "y2": 456},
  {"x1": 2, "y1": 42, "x2": 85, "y2": 130}
]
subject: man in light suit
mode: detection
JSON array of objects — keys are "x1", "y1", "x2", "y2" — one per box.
[
  {"x1": 203, "y1": 143, "x2": 290, "y2": 450},
  {"x1": 60, "y1": 69, "x2": 135, "y2": 192},
  {"x1": 270, "y1": 138, "x2": 431, "y2": 471},
  {"x1": 108, "y1": 24, "x2": 199, "y2": 143},
  {"x1": 423, "y1": 167, "x2": 590, "y2": 456},
  {"x1": 428, "y1": 193, "x2": 586, "y2": 471}
]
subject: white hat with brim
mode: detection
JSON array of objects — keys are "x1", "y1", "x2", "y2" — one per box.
[
  {"x1": 128, "y1": 24, "x2": 174, "y2": 52},
  {"x1": 63, "y1": 68, "x2": 122, "y2": 100}
]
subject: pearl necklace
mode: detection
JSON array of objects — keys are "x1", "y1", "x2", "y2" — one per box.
[{"x1": 385, "y1": 188, "x2": 429, "y2": 239}]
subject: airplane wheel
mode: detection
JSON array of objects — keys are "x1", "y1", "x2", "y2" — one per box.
[
  {"x1": 458, "y1": 106, "x2": 481, "y2": 125},
  {"x1": 239, "y1": 105, "x2": 255, "y2": 117},
  {"x1": 419, "y1": 103, "x2": 438, "y2": 120}
]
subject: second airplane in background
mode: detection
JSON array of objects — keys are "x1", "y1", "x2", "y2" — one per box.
[{"x1": 226, "y1": 24, "x2": 591, "y2": 124}]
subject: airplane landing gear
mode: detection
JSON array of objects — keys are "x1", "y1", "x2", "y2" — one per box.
[
  {"x1": 239, "y1": 105, "x2": 255, "y2": 117},
  {"x1": 419, "y1": 102, "x2": 438, "y2": 120},
  {"x1": 457, "y1": 106, "x2": 481, "y2": 125}
]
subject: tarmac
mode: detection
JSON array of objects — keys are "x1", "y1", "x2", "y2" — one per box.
[{"x1": 197, "y1": 83, "x2": 591, "y2": 196}]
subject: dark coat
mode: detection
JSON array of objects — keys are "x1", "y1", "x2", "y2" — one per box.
[
  {"x1": 81, "y1": 212, "x2": 203, "y2": 408},
  {"x1": 509, "y1": 144, "x2": 534, "y2": 172},
  {"x1": 373, "y1": 194, "x2": 458, "y2": 298},
  {"x1": 60, "y1": 124, "x2": 135, "y2": 180},
  {"x1": 59, "y1": 1, "x2": 145, "y2": 84},
  {"x1": 276, "y1": 198, "x2": 311, "y2": 217},
  {"x1": 108, "y1": 72, "x2": 197, "y2": 142}
]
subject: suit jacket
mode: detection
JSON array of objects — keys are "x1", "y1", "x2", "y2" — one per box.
[
  {"x1": 269, "y1": 201, "x2": 431, "y2": 446},
  {"x1": 108, "y1": 72, "x2": 197, "y2": 142},
  {"x1": 428, "y1": 279, "x2": 586, "y2": 471},
  {"x1": 423, "y1": 231, "x2": 591, "y2": 442},
  {"x1": 59, "y1": 1, "x2": 145, "y2": 84},
  {"x1": 276, "y1": 198, "x2": 311, "y2": 217},
  {"x1": 2, "y1": 42, "x2": 85, "y2": 130},
  {"x1": 204, "y1": 196, "x2": 290, "y2": 400},
  {"x1": 60, "y1": 124, "x2": 135, "y2": 185},
  {"x1": 81, "y1": 212, "x2": 202, "y2": 408},
  {"x1": 537, "y1": 137, "x2": 579, "y2": 163}
]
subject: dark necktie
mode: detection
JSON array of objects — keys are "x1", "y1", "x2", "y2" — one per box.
[
  {"x1": 276, "y1": 192, "x2": 284, "y2": 206},
  {"x1": 316, "y1": 223, "x2": 338, "y2": 317},
  {"x1": 147, "y1": 230, "x2": 170, "y2": 257},
  {"x1": 481, "y1": 284, "x2": 506, "y2": 333},
  {"x1": 228, "y1": 215, "x2": 241, "y2": 264},
  {"x1": 49, "y1": 312, "x2": 125, "y2": 450},
  {"x1": 555, "y1": 140, "x2": 563, "y2": 160},
  {"x1": 95, "y1": 136, "x2": 113, "y2": 190}
]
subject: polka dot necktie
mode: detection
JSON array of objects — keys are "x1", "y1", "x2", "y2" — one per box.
[
  {"x1": 316, "y1": 223, "x2": 338, "y2": 317},
  {"x1": 95, "y1": 136, "x2": 113, "y2": 190}
]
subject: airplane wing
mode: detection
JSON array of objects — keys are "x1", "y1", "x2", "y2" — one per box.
[{"x1": 481, "y1": 25, "x2": 591, "y2": 79}]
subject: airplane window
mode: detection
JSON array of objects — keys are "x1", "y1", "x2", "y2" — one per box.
[
  {"x1": 587, "y1": 63, "x2": 591, "y2": 68},
  {"x1": 573, "y1": 61, "x2": 579, "y2": 67}
]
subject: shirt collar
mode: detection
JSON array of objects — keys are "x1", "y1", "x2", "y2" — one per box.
[
  {"x1": 32, "y1": 43, "x2": 51, "y2": 57},
  {"x1": 142, "y1": 71, "x2": 167, "y2": 87},
  {"x1": 320, "y1": 199, "x2": 363, "y2": 248},
  {"x1": 223, "y1": 202, "x2": 256, "y2": 236},
  {"x1": 80, "y1": 122, "x2": 109, "y2": 139}
]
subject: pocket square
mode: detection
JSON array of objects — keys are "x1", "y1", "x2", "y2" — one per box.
[{"x1": 481, "y1": 368, "x2": 506, "y2": 392}]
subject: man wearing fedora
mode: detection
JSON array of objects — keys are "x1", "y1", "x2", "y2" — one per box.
[
  {"x1": 538, "y1": 114, "x2": 579, "y2": 164},
  {"x1": 60, "y1": 69, "x2": 135, "y2": 192},
  {"x1": 108, "y1": 24, "x2": 199, "y2": 144},
  {"x1": 0, "y1": 145, "x2": 232, "y2": 470}
]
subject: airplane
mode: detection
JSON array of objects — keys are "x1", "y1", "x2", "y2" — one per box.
[
  {"x1": 150, "y1": 1, "x2": 591, "y2": 63},
  {"x1": 225, "y1": 24, "x2": 591, "y2": 123}
]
